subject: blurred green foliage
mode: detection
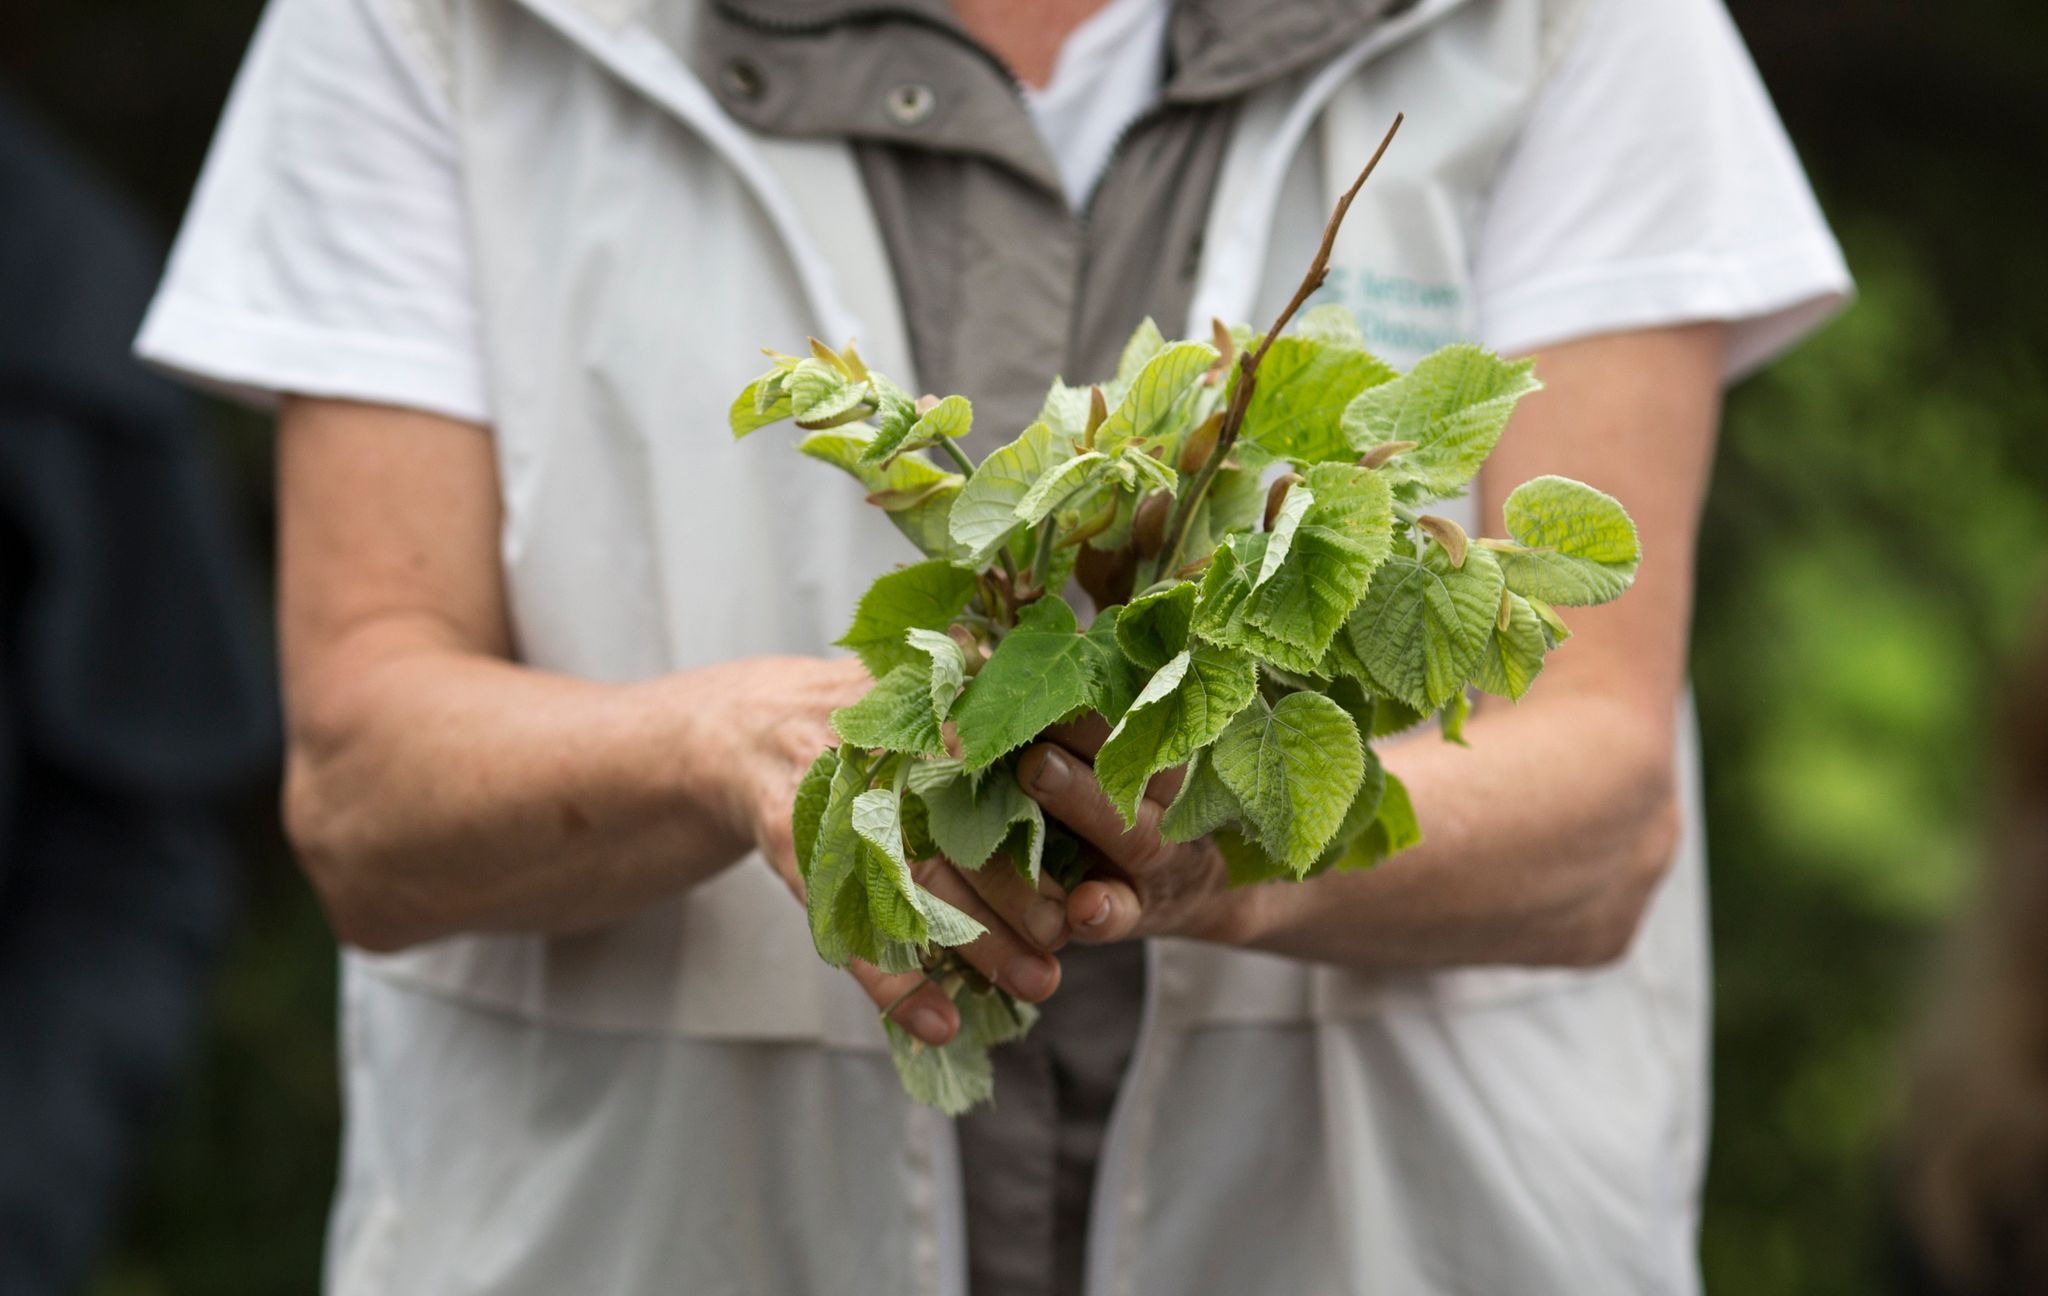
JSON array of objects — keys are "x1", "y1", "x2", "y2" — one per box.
[
  {"x1": 1, "y1": 2, "x2": 2042, "y2": 1294},
  {"x1": 1696, "y1": 221, "x2": 2048, "y2": 1294}
]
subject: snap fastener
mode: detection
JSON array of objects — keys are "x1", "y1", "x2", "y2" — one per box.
[
  {"x1": 722, "y1": 59, "x2": 765, "y2": 102},
  {"x1": 884, "y1": 82, "x2": 936, "y2": 127}
]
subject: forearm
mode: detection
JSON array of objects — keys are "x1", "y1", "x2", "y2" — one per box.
[
  {"x1": 1228, "y1": 690, "x2": 1682, "y2": 972},
  {"x1": 285, "y1": 619, "x2": 754, "y2": 951}
]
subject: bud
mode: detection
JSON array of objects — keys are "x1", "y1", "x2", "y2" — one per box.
[
  {"x1": 864, "y1": 480, "x2": 950, "y2": 512},
  {"x1": 1132, "y1": 489, "x2": 1173, "y2": 558},
  {"x1": 1497, "y1": 587, "x2": 1514, "y2": 632},
  {"x1": 948, "y1": 623, "x2": 990, "y2": 676},
  {"x1": 1178, "y1": 411, "x2": 1224, "y2": 475},
  {"x1": 1416, "y1": 514, "x2": 1470, "y2": 568},
  {"x1": 838, "y1": 339, "x2": 871, "y2": 381},
  {"x1": 1173, "y1": 554, "x2": 1214, "y2": 580},
  {"x1": 1204, "y1": 318, "x2": 1237, "y2": 385},
  {"x1": 1359, "y1": 440, "x2": 1419, "y2": 471},
  {"x1": 915, "y1": 392, "x2": 942, "y2": 416},
  {"x1": 1058, "y1": 494, "x2": 1122, "y2": 550},
  {"x1": 1084, "y1": 385, "x2": 1109, "y2": 449},
  {"x1": 1263, "y1": 472, "x2": 1305, "y2": 532}
]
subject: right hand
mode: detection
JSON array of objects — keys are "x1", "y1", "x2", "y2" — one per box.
[{"x1": 707, "y1": 656, "x2": 1068, "y2": 1046}]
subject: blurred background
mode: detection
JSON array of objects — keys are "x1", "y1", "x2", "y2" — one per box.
[{"x1": 0, "y1": 2, "x2": 2043, "y2": 1294}]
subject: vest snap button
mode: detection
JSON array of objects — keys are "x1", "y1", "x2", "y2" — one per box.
[
  {"x1": 884, "y1": 82, "x2": 936, "y2": 127},
  {"x1": 722, "y1": 59, "x2": 765, "y2": 102}
]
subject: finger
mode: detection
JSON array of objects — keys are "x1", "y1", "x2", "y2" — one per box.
[
  {"x1": 849, "y1": 960, "x2": 958, "y2": 1046},
  {"x1": 1015, "y1": 744, "x2": 1171, "y2": 874},
  {"x1": 911, "y1": 858, "x2": 1063, "y2": 1004},
  {"x1": 954, "y1": 853, "x2": 1071, "y2": 953},
  {"x1": 1066, "y1": 875, "x2": 1142, "y2": 944},
  {"x1": 1045, "y1": 713, "x2": 1114, "y2": 760}
]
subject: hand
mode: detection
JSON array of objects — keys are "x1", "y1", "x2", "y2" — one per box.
[
  {"x1": 715, "y1": 656, "x2": 1068, "y2": 1047},
  {"x1": 1015, "y1": 718, "x2": 1253, "y2": 946}
]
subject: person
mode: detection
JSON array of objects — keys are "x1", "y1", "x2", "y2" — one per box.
[
  {"x1": 0, "y1": 89, "x2": 277, "y2": 1293},
  {"x1": 136, "y1": 0, "x2": 1851, "y2": 1291},
  {"x1": 1895, "y1": 615, "x2": 2048, "y2": 1296}
]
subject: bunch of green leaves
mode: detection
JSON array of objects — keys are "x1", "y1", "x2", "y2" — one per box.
[
  {"x1": 729, "y1": 122, "x2": 1639, "y2": 1113},
  {"x1": 731, "y1": 312, "x2": 1639, "y2": 1112}
]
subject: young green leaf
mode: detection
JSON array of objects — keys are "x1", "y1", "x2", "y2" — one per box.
[
  {"x1": 1214, "y1": 826, "x2": 1291, "y2": 887},
  {"x1": 1307, "y1": 743, "x2": 1387, "y2": 874},
  {"x1": 1211, "y1": 691, "x2": 1366, "y2": 875},
  {"x1": 1015, "y1": 451, "x2": 1108, "y2": 526},
  {"x1": 1329, "y1": 769, "x2": 1421, "y2": 871},
  {"x1": 1195, "y1": 464, "x2": 1394, "y2": 672},
  {"x1": 904, "y1": 627, "x2": 968, "y2": 720},
  {"x1": 1094, "y1": 644, "x2": 1259, "y2": 823},
  {"x1": 1158, "y1": 747, "x2": 1244, "y2": 843},
  {"x1": 865, "y1": 392, "x2": 971, "y2": 463},
  {"x1": 1115, "y1": 582, "x2": 1198, "y2": 672},
  {"x1": 832, "y1": 665, "x2": 948, "y2": 756},
  {"x1": 853, "y1": 787, "x2": 930, "y2": 943},
  {"x1": 1082, "y1": 608, "x2": 1149, "y2": 724},
  {"x1": 1235, "y1": 334, "x2": 1396, "y2": 465},
  {"x1": 885, "y1": 986, "x2": 1037, "y2": 1116},
  {"x1": 806, "y1": 749, "x2": 875, "y2": 966},
  {"x1": 1343, "y1": 344, "x2": 1540, "y2": 500},
  {"x1": 1494, "y1": 476, "x2": 1641, "y2": 606},
  {"x1": 1345, "y1": 543, "x2": 1506, "y2": 710},
  {"x1": 916, "y1": 761, "x2": 1047, "y2": 881},
  {"x1": 730, "y1": 374, "x2": 794, "y2": 437},
  {"x1": 788, "y1": 357, "x2": 870, "y2": 428},
  {"x1": 800, "y1": 426, "x2": 963, "y2": 558},
  {"x1": 836, "y1": 560, "x2": 979, "y2": 676},
  {"x1": 1476, "y1": 592, "x2": 1549, "y2": 700},
  {"x1": 1256, "y1": 482, "x2": 1316, "y2": 587},
  {"x1": 1095, "y1": 341, "x2": 1218, "y2": 449},
  {"x1": 791, "y1": 747, "x2": 840, "y2": 884},
  {"x1": 949, "y1": 421, "x2": 1071, "y2": 565},
  {"x1": 953, "y1": 596, "x2": 1100, "y2": 771},
  {"x1": 1114, "y1": 317, "x2": 1169, "y2": 387}
]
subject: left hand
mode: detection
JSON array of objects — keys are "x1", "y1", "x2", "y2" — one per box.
[{"x1": 1015, "y1": 718, "x2": 1254, "y2": 946}]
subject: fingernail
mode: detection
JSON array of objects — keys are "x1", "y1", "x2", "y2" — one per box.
[
  {"x1": 909, "y1": 1004, "x2": 952, "y2": 1043},
  {"x1": 1081, "y1": 895, "x2": 1113, "y2": 930},
  {"x1": 1030, "y1": 748, "x2": 1070, "y2": 792},
  {"x1": 1004, "y1": 954, "x2": 1055, "y2": 999},
  {"x1": 1025, "y1": 898, "x2": 1068, "y2": 949}
]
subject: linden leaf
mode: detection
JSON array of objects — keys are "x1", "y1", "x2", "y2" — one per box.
[
  {"x1": 1345, "y1": 544, "x2": 1505, "y2": 711},
  {"x1": 832, "y1": 665, "x2": 947, "y2": 756},
  {"x1": 1476, "y1": 591, "x2": 1549, "y2": 701},
  {"x1": 1096, "y1": 341, "x2": 1218, "y2": 450},
  {"x1": 836, "y1": 560, "x2": 978, "y2": 676},
  {"x1": 1211, "y1": 691, "x2": 1366, "y2": 875},
  {"x1": 1094, "y1": 645, "x2": 1258, "y2": 824},
  {"x1": 915, "y1": 759, "x2": 1047, "y2": 881},
  {"x1": 950, "y1": 422, "x2": 1072, "y2": 566},
  {"x1": 1158, "y1": 746, "x2": 1243, "y2": 843},
  {"x1": 1494, "y1": 476, "x2": 1641, "y2": 606},
  {"x1": 1343, "y1": 344, "x2": 1540, "y2": 500},
  {"x1": 1115, "y1": 582, "x2": 1198, "y2": 672},
  {"x1": 1235, "y1": 334, "x2": 1396, "y2": 465},
  {"x1": 954, "y1": 596, "x2": 1099, "y2": 771},
  {"x1": 791, "y1": 747, "x2": 839, "y2": 884}
]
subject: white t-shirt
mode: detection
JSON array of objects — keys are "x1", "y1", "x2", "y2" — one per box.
[
  {"x1": 1019, "y1": 0, "x2": 1173, "y2": 209},
  {"x1": 139, "y1": 0, "x2": 1851, "y2": 425}
]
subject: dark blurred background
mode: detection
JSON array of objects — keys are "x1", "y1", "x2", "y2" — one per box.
[{"x1": 2, "y1": 2, "x2": 2044, "y2": 1293}]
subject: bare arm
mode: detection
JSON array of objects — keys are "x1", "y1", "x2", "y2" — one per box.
[
  {"x1": 277, "y1": 397, "x2": 1059, "y2": 1039},
  {"x1": 1017, "y1": 322, "x2": 1723, "y2": 970}
]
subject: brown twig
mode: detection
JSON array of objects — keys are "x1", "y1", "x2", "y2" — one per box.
[{"x1": 1148, "y1": 113, "x2": 1405, "y2": 582}]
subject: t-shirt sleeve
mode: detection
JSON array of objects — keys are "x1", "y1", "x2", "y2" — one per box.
[
  {"x1": 135, "y1": 0, "x2": 490, "y2": 423},
  {"x1": 1472, "y1": 0, "x2": 1853, "y2": 379}
]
